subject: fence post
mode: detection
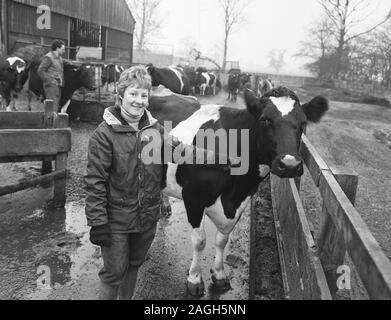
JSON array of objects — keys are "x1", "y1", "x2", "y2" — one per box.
[
  {"x1": 41, "y1": 100, "x2": 55, "y2": 175},
  {"x1": 318, "y1": 166, "x2": 358, "y2": 298},
  {"x1": 52, "y1": 111, "x2": 69, "y2": 208}
]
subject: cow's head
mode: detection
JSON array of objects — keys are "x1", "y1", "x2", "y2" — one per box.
[
  {"x1": 146, "y1": 63, "x2": 160, "y2": 86},
  {"x1": 245, "y1": 87, "x2": 328, "y2": 178},
  {"x1": 5, "y1": 57, "x2": 27, "y2": 92},
  {"x1": 66, "y1": 64, "x2": 96, "y2": 90}
]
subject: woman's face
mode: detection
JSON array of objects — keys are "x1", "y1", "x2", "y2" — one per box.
[{"x1": 121, "y1": 85, "x2": 149, "y2": 117}]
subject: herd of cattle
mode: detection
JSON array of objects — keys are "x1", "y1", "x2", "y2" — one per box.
[
  {"x1": 0, "y1": 46, "x2": 330, "y2": 297},
  {"x1": 0, "y1": 46, "x2": 276, "y2": 112}
]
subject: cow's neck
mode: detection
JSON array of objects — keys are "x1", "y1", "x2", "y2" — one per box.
[{"x1": 60, "y1": 73, "x2": 81, "y2": 106}]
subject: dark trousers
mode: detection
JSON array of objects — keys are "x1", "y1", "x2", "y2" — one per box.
[
  {"x1": 98, "y1": 225, "x2": 157, "y2": 300},
  {"x1": 44, "y1": 84, "x2": 61, "y2": 111}
]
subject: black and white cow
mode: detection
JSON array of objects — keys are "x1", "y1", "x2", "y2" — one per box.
[
  {"x1": 155, "y1": 86, "x2": 328, "y2": 296},
  {"x1": 0, "y1": 56, "x2": 28, "y2": 111},
  {"x1": 228, "y1": 73, "x2": 241, "y2": 102},
  {"x1": 101, "y1": 64, "x2": 124, "y2": 92},
  {"x1": 195, "y1": 68, "x2": 217, "y2": 96},
  {"x1": 146, "y1": 63, "x2": 190, "y2": 95},
  {"x1": 27, "y1": 60, "x2": 96, "y2": 112}
]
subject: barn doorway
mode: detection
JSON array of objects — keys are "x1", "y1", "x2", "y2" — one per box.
[{"x1": 69, "y1": 18, "x2": 104, "y2": 60}]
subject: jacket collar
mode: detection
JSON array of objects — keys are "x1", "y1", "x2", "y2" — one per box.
[{"x1": 103, "y1": 105, "x2": 158, "y2": 133}]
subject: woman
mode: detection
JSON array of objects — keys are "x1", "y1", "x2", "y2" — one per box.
[{"x1": 85, "y1": 65, "x2": 235, "y2": 300}]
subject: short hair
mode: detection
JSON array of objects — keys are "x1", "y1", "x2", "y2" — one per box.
[
  {"x1": 117, "y1": 65, "x2": 152, "y2": 97},
  {"x1": 51, "y1": 40, "x2": 65, "y2": 52}
]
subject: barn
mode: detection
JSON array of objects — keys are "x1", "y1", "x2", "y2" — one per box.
[{"x1": 0, "y1": 0, "x2": 135, "y2": 63}]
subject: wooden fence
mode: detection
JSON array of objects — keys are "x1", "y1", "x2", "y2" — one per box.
[
  {"x1": 270, "y1": 134, "x2": 391, "y2": 300},
  {"x1": 0, "y1": 100, "x2": 71, "y2": 207}
]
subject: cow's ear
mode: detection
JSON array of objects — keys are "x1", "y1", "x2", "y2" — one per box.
[
  {"x1": 245, "y1": 88, "x2": 263, "y2": 119},
  {"x1": 302, "y1": 96, "x2": 329, "y2": 123}
]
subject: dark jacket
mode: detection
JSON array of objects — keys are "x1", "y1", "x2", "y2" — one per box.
[
  {"x1": 37, "y1": 52, "x2": 66, "y2": 88},
  {"x1": 85, "y1": 105, "x2": 229, "y2": 233}
]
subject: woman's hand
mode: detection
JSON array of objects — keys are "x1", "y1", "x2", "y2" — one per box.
[{"x1": 90, "y1": 224, "x2": 112, "y2": 247}]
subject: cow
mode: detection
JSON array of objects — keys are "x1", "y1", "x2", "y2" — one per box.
[
  {"x1": 240, "y1": 73, "x2": 252, "y2": 90},
  {"x1": 27, "y1": 60, "x2": 96, "y2": 113},
  {"x1": 257, "y1": 78, "x2": 274, "y2": 97},
  {"x1": 227, "y1": 73, "x2": 241, "y2": 102},
  {"x1": 0, "y1": 56, "x2": 28, "y2": 111},
  {"x1": 180, "y1": 65, "x2": 197, "y2": 95},
  {"x1": 195, "y1": 68, "x2": 217, "y2": 96},
  {"x1": 151, "y1": 86, "x2": 328, "y2": 296},
  {"x1": 146, "y1": 63, "x2": 190, "y2": 95},
  {"x1": 101, "y1": 64, "x2": 124, "y2": 92}
]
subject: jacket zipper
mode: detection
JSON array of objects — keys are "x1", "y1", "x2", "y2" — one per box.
[{"x1": 137, "y1": 121, "x2": 156, "y2": 208}]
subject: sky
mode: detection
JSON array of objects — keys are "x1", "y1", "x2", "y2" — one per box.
[{"x1": 138, "y1": 0, "x2": 391, "y2": 76}]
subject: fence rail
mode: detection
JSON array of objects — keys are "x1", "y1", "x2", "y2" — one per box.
[
  {"x1": 0, "y1": 100, "x2": 71, "y2": 207},
  {"x1": 271, "y1": 134, "x2": 391, "y2": 300}
]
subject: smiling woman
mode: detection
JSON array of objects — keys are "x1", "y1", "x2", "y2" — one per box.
[{"x1": 117, "y1": 66, "x2": 152, "y2": 128}]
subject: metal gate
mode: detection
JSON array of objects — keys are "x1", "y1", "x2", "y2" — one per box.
[{"x1": 69, "y1": 18, "x2": 102, "y2": 59}]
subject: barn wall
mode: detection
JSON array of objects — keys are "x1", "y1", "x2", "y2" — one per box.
[
  {"x1": 8, "y1": 1, "x2": 68, "y2": 52},
  {"x1": 12, "y1": 0, "x2": 135, "y2": 34},
  {"x1": 106, "y1": 28, "x2": 132, "y2": 63}
]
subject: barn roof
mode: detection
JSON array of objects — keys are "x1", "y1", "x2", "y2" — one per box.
[{"x1": 12, "y1": 0, "x2": 135, "y2": 34}]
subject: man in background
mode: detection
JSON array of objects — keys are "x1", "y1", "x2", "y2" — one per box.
[{"x1": 38, "y1": 40, "x2": 68, "y2": 110}]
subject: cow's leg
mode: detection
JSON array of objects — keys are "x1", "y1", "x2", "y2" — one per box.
[
  {"x1": 183, "y1": 186, "x2": 207, "y2": 296},
  {"x1": 160, "y1": 193, "x2": 172, "y2": 218},
  {"x1": 60, "y1": 99, "x2": 72, "y2": 114},
  {"x1": 188, "y1": 219, "x2": 207, "y2": 296},
  {"x1": 206, "y1": 195, "x2": 251, "y2": 291},
  {"x1": 9, "y1": 93, "x2": 17, "y2": 111},
  {"x1": 210, "y1": 231, "x2": 231, "y2": 290},
  {"x1": 4, "y1": 88, "x2": 12, "y2": 111},
  {"x1": 201, "y1": 85, "x2": 206, "y2": 96},
  {"x1": 27, "y1": 90, "x2": 33, "y2": 111}
]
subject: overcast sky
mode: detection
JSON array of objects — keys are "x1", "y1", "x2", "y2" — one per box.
[{"x1": 140, "y1": 0, "x2": 391, "y2": 76}]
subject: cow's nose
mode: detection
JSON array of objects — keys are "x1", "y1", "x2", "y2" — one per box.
[
  {"x1": 279, "y1": 155, "x2": 303, "y2": 170},
  {"x1": 273, "y1": 154, "x2": 304, "y2": 178}
]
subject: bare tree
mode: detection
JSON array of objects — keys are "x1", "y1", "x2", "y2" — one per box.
[
  {"x1": 189, "y1": 48, "x2": 222, "y2": 71},
  {"x1": 318, "y1": 0, "x2": 391, "y2": 78},
  {"x1": 127, "y1": 0, "x2": 164, "y2": 50},
  {"x1": 267, "y1": 49, "x2": 286, "y2": 74},
  {"x1": 218, "y1": 0, "x2": 251, "y2": 72},
  {"x1": 296, "y1": 18, "x2": 335, "y2": 78}
]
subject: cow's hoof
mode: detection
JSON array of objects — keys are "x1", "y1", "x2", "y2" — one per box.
[
  {"x1": 211, "y1": 270, "x2": 231, "y2": 291},
  {"x1": 160, "y1": 204, "x2": 172, "y2": 218},
  {"x1": 186, "y1": 280, "x2": 205, "y2": 297}
]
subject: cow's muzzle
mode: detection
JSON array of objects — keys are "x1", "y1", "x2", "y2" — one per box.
[{"x1": 271, "y1": 154, "x2": 304, "y2": 178}]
